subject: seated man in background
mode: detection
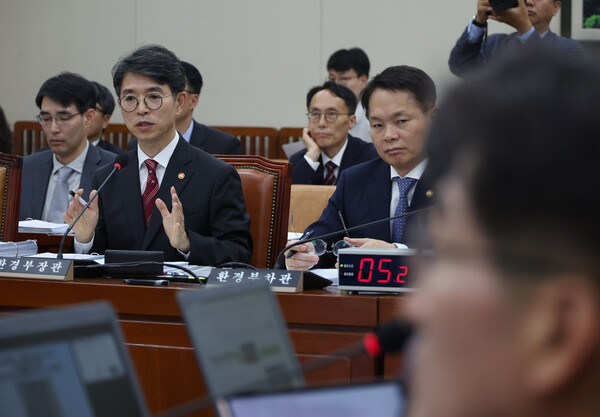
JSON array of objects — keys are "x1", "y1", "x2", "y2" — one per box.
[
  {"x1": 89, "y1": 81, "x2": 124, "y2": 154},
  {"x1": 327, "y1": 47, "x2": 372, "y2": 142},
  {"x1": 128, "y1": 61, "x2": 242, "y2": 155},
  {"x1": 286, "y1": 66, "x2": 436, "y2": 270},
  {"x1": 449, "y1": 0, "x2": 583, "y2": 78},
  {"x1": 289, "y1": 82, "x2": 378, "y2": 185},
  {"x1": 20, "y1": 72, "x2": 116, "y2": 222},
  {"x1": 68, "y1": 44, "x2": 252, "y2": 266},
  {"x1": 406, "y1": 49, "x2": 600, "y2": 417}
]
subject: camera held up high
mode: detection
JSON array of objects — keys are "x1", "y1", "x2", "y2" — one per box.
[{"x1": 489, "y1": 0, "x2": 519, "y2": 11}]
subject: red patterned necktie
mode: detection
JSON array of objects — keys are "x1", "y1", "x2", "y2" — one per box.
[
  {"x1": 324, "y1": 161, "x2": 337, "y2": 185},
  {"x1": 142, "y1": 159, "x2": 159, "y2": 226}
]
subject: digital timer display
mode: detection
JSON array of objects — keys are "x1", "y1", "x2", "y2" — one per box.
[{"x1": 337, "y1": 247, "x2": 420, "y2": 293}]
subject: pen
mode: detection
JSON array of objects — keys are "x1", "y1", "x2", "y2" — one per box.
[
  {"x1": 69, "y1": 190, "x2": 89, "y2": 206},
  {"x1": 124, "y1": 279, "x2": 169, "y2": 286}
]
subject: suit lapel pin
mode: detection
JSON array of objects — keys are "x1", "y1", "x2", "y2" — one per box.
[
  {"x1": 426, "y1": 190, "x2": 434, "y2": 198},
  {"x1": 178, "y1": 173, "x2": 185, "y2": 180}
]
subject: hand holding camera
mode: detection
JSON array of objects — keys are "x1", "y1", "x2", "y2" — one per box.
[{"x1": 478, "y1": 0, "x2": 533, "y2": 35}]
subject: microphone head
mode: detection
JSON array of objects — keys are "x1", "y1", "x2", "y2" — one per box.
[
  {"x1": 364, "y1": 320, "x2": 413, "y2": 357},
  {"x1": 113, "y1": 153, "x2": 129, "y2": 171}
]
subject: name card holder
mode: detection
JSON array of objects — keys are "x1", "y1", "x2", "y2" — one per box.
[
  {"x1": 0, "y1": 257, "x2": 74, "y2": 281},
  {"x1": 207, "y1": 269, "x2": 303, "y2": 293}
]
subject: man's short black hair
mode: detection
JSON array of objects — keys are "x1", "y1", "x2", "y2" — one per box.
[
  {"x1": 327, "y1": 48, "x2": 370, "y2": 78},
  {"x1": 306, "y1": 81, "x2": 357, "y2": 114},
  {"x1": 35, "y1": 72, "x2": 96, "y2": 114},
  {"x1": 181, "y1": 61, "x2": 203, "y2": 95},
  {"x1": 426, "y1": 47, "x2": 600, "y2": 280},
  {"x1": 92, "y1": 81, "x2": 115, "y2": 116},
  {"x1": 112, "y1": 44, "x2": 185, "y2": 97},
  {"x1": 361, "y1": 65, "x2": 436, "y2": 118}
]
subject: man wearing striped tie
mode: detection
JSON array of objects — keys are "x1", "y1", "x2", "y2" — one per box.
[
  {"x1": 286, "y1": 66, "x2": 436, "y2": 270},
  {"x1": 68, "y1": 45, "x2": 252, "y2": 266},
  {"x1": 289, "y1": 82, "x2": 378, "y2": 185}
]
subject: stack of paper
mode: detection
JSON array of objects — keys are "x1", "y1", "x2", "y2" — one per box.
[{"x1": 18, "y1": 220, "x2": 69, "y2": 234}]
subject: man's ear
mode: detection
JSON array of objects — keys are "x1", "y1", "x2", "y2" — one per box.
[
  {"x1": 517, "y1": 274, "x2": 600, "y2": 396},
  {"x1": 175, "y1": 91, "x2": 187, "y2": 117},
  {"x1": 553, "y1": 1, "x2": 561, "y2": 16},
  {"x1": 83, "y1": 108, "x2": 96, "y2": 126},
  {"x1": 188, "y1": 93, "x2": 199, "y2": 111},
  {"x1": 348, "y1": 114, "x2": 356, "y2": 130},
  {"x1": 102, "y1": 114, "x2": 111, "y2": 130},
  {"x1": 358, "y1": 74, "x2": 368, "y2": 90}
]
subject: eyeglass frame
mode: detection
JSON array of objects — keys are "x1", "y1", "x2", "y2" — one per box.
[
  {"x1": 118, "y1": 93, "x2": 175, "y2": 113},
  {"x1": 36, "y1": 112, "x2": 81, "y2": 127},
  {"x1": 306, "y1": 111, "x2": 353, "y2": 124}
]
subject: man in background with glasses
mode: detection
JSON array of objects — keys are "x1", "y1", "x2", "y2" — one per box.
[
  {"x1": 67, "y1": 44, "x2": 252, "y2": 266},
  {"x1": 289, "y1": 82, "x2": 378, "y2": 185},
  {"x1": 19, "y1": 72, "x2": 116, "y2": 222},
  {"x1": 286, "y1": 66, "x2": 436, "y2": 270},
  {"x1": 88, "y1": 81, "x2": 124, "y2": 155},
  {"x1": 327, "y1": 47, "x2": 372, "y2": 142}
]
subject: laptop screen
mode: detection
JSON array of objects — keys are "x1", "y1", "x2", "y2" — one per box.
[
  {"x1": 0, "y1": 302, "x2": 149, "y2": 417},
  {"x1": 218, "y1": 381, "x2": 406, "y2": 417},
  {"x1": 177, "y1": 282, "x2": 305, "y2": 398}
]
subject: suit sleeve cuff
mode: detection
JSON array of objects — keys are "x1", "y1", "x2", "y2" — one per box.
[
  {"x1": 303, "y1": 154, "x2": 320, "y2": 171},
  {"x1": 467, "y1": 17, "x2": 486, "y2": 43}
]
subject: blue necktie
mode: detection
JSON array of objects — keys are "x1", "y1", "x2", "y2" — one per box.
[{"x1": 392, "y1": 177, "x2": 417, "y2": 243}]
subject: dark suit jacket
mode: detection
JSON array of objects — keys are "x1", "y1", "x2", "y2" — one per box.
[
  {"x1": 96, "y1": 139, "x2": 126, "y2": 155},
  {"x1": 91, "y1": 137, "x2": 252, "y2": 266},
  {"x1": 127, "y1": 120, "x2": 242, "y2": 155},
  {"x1": 305, "y1": 158, "x2": 434, "y2": 268},
  {"x1": 449, "y1": 27, "x2": 584, "y2": 78},
  {"x1": 289, "y1": 135, "x2": 379, "y2": 185},
  {"x1": 19, "y1": 144, "x2": 116, "y2": 220}
]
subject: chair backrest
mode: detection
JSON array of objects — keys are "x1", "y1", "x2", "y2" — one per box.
[
  {"x1": 212, "y1": 126, "x2": 279, "y2": 159},
  {"x1": 288, "y1": 184, "x2": 336, "y2": 233},
  {"x1": 276, "y1": 127, "x2": 304, "y2": 160},
  {"x1": 216, "y1": 155, "x2": 291, "y2": 269},
  {"x1": 104, "y1": 123, "x2": 134, "y2": 151},
  {"x1": 0, "y1": 153, "x2": 23, "y2": 241},
  {"x1": 13, "y1": 121, "x2": 46, "y2": 156}
]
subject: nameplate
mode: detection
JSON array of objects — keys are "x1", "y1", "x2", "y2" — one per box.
[
  {"x1": 0, "y1": 257, "x2": 74, "y2": 281},
  {"x1": 207, "y1": 268, "x2": 303, "y2": 293}
]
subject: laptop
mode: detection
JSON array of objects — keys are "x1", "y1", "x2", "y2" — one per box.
[
  {"x1": 0, "y1": 302, "x2": 149, "y2": 417},
  {"x1": 216, "y1": 380, "x2": 406, "y2": 417},
  {"x1": 177, "y1": 281, "x2": 305, "y2": 399}
]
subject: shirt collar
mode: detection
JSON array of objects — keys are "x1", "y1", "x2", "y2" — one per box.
[
  {"x1": 137, "y1": 132, "x2": 179, "y2": 170},
  {"x1": 390, "y1": 159, "x2": 428, "y2": 181},
  {"x1": 181, "y1": 120, "x2": 194, "y2": 143},
  {"x1": 322, "y1": 137, "x2": 349, "y2": 167},
  {"x1": 52, "y1": 140, "x2": 89, "y2": 175}
]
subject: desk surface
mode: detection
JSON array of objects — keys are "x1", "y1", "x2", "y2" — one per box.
[{"x1": 0, "y1": 276, "x2": 404, "y2": 415}]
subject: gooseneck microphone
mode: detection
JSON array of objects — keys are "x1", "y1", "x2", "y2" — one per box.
[
  {"x1": 57, "y1": 155, "x2": 128, "y2": 259},
  {"x1": 273, "y1": 206, "x2": 432, "y2": 269}
]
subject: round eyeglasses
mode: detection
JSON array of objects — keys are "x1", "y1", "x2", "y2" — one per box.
[
  {"x1": 307, "y1": 111, "x2": 352, "y2": 124},
  {"x1": 36, "y1": 113, "x2": 81, "y2": 127},
  {"x1": 119, "y1": 93, "x2": 174, "y2": 112},
  {"x1": 307, "y1": 239, "x2": 352, "y2": 256}
]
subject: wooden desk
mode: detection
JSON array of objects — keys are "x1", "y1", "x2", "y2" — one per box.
[{"x1": 0, "y1": 277, "x2": 400, "y2": 415}]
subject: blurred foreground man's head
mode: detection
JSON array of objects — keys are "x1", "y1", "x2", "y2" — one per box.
[{"x1": 407, "y1": 49, "x2": 600, "y2": 417}]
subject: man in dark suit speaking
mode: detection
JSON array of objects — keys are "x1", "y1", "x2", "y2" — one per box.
[
  {"x1": 449, "y1": 0, "x2": 583, "y2": 78},
  {"x1": 289, "y1": 82, "x2": 378, "y2": 185},
  {"x1": 286, "y1": 66, "x2": 436, "y2": 270},
  {"x1": 67, "y1": 45, "x2": 252, "y2": 266}
]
